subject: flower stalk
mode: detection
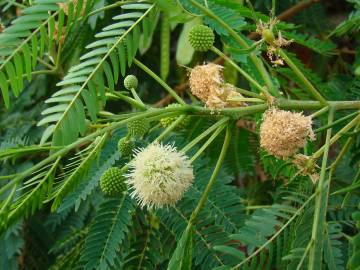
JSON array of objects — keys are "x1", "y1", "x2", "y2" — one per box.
[{"x1": 188, "y1": 125, "x2": 231, "y2": 225}]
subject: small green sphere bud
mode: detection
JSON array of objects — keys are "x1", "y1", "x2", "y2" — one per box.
[
  {"x1": 262, "y1": 29, "x2": 275, "y2": 44},
  {"x1": 124, "y1": 75, "x2": 138, "y2": 90},
  {"x1": 100, "y1": 167, "x2": 127, "y2": 196},
  {"x1": 118, "y1": 137, "x2": 135, "y2": 156},
  {"x1": 160, "y1": 104, "x2": 190, "y2": 130},
  {"x1": 188, "y1": 25, "x2": 215, "y2": 52},
  {"x1": 127, "y1": 118, "x2": 149, "y2": 137}
]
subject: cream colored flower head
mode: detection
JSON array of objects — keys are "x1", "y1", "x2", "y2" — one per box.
[{"x1": 126, "y1": 142, "x2": 194, "y2": 209}]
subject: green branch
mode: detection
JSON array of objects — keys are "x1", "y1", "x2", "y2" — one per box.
[
  {"x1": 134, "y1": 59, "x2": 186, "y2": 105},
  {"x1": 231, "y1": 192, "x2": 316, "y2": 269},
  {"x1": 278, "y1": 49, "x2": 327, "y2": 105},
  {"x1": 182, "y1": 117, "x2": 229, "y2": 153},
  {"x1": 313, "y1": 114, "x2": 360, "y2": 159},
  {"x1": 308, "y1": 109, "x2": 334, "y2": 270},
  {"x1": 188, "y1": 124, "x2": 231, "y2": 224}
]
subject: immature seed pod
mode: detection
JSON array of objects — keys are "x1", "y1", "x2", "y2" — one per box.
[
  {"x1": 124, "y1": 75, "x2": 138, "y2": 90},
  {"x1": 260, "y1": 109, "x2": 315, "y2": 159},
  {"x1": 262, "y1": 28, "x2": 275, "y2": 44},
  {"x1": 127, "y1": 142, "x2": 194, "y2": 209},
  {"x1": 127, "y1": 119, "x2": 149, "y2": 137},
  {"x1": 118, "y1": 137, "x2": 135, "y2": 156},
  {"x1": 188, "y1": 25, "x2": 215, "y2": 52},
  {"x1": 355, "y1": 66, "x2": 360, "y2": 77},
  {"x1": 160, "y1": 104, "x2": 190, "y2": 130},
  {"x1": 100, "y1": 167, "x2": 127, "y2": 196}
]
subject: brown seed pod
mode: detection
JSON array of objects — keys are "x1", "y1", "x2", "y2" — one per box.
[
  {"x1": 188, "y1": 64, "x2": 245, "y2": 109},
  {"x1": 260, "y1": 109, "x2": 315, "y2": 159}
]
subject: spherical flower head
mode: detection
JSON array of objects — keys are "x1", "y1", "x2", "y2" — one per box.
[
  {"x1": 160, "y1": 104, "x2": 190, "y2": 130},
  {"x1": 118, "y1": 137, "x2": 135, "y2": 156},
  {"x1": 100, "y1": 167, "x2": 127, "y2": 196},
  {"x1": 188, "y1": 25, "x2": 215, "y2": 52},
  {"x1": 127, "y1": 118, "x2": 149, "y2": 137},
  {"x1": 260, "y1": 109, "x2": 315, "y2": 159},
  {"x1": 127, "y1": 142, "x2": 194, "y2": 209},
  {"x1": 124, "y1": 75, "x2": 138, "y2": 90}
]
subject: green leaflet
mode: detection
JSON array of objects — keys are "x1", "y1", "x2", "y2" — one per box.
[
  {"x1": 79, "y1": 195, "x2": 134, "y2": 270},
  {"x1": 168, "y1": 226, "x2": 193, "y2": 270}
]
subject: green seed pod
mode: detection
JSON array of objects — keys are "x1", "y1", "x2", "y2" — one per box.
[
  {"x1": 262, "y1": 29, "x2": 275, "y2": 44},
  {"x1": 124, "y1": 75, "x2": 138, "y2": 90},
  {"x1": 160, "y1": 104, "x2": 190, "y2": 130},
  {"x1": 127, "y1": 118, "x2": 149, "y2": 137},
  {"x1": 188, "y1": 25, "x2": 215, "y2": 52},
  {"x1": 160, "y1": 12, "x2": 170, "y2": 81},
  {"x1": 118, "y1": 137, "x2": 135, "y2": 156},
  {"x1": 355, "y1": 66, "x2": 360, "y2": 77},
  {"x1": 100, "y1": 167, "x2": 127, "y2": 196}
]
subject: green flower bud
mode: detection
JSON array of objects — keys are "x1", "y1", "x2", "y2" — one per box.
[
  {"x1": 100, "y1": 167, "x2": 127, "y2": 196},
  {"x1": 127, "y1": 118, "x2": 149, "y2": 137},
  {"x1": 124, "y1": 75, "x2": 138, "y2": 90},
  {"x1": 188, "y1": 25, "x2": 215, "y2": 52},
  {"x1": 118, "y1": 137, "x2": 135, "y2": 156}
]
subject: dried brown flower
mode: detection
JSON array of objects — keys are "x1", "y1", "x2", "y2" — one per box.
[
  {"x1": 188, "y1": 64, "x2": 245, "y2": 109},
  {"x1": 293, "y1": 154, "x2": 319, "y2": 183},
  {"x1": 256, "y1": 19, "x2": 292, "y2": 66},
  {"x1": 53, "y1": 22, "x2": 66, "y2": 44},
  {"x1": 260, "y1": 109, "x2": 315, "y2": 159},
  {"x1": 58, "y1": 0, "x2": 87, "y2": 16}
]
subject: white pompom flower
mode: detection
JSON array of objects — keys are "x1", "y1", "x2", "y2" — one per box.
[{"x1": 126, "y1": 142, "x2": 194, "y2": 209}]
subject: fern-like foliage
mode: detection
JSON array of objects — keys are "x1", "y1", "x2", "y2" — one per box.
[
  {"x1": 348, "y1": 209, "x2": 360, "y2": 270},
  {"x1": 2, "y1": 157, "x2": 59, "y2": 230},
  {"x1": 0, "y1": 221, "x2": 24, "y2": 270},
  {"x1": 0, "y1": 0, "x2": 93, "y2": 108},
  {"x1": 122, "y1": 214, "x2": 165, "y2": 269},
  {"x1": 38, "y1": 2, "x2": 157, "y2": 146},
  {"x1": 213, "y1": 182, "x2": 314, "y2": 269},
  {"x1": 157, "y1": 159, "x2": 245, "y2": 269},
  {"x1": 331, "y1": 0, "x2": 360, "y2": 36},
  {"x1": 58, "y1": 130, "x2": 124, "y2": 213},
  {"x1": 276, "y1": 51, "x2": 332, "y2": 99},
  {"x1": 51, "y1": 133, "x2": 107, "y2": 210},
  {"x1": 324, "y1": 222, "x2": 345, "y2": 270},
  {"x1": 282, "y1": 31, "x2": 336, "y2": 56},
  {"x1": 78, "y1": 195, "x2": 134, "y2": 270}
]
